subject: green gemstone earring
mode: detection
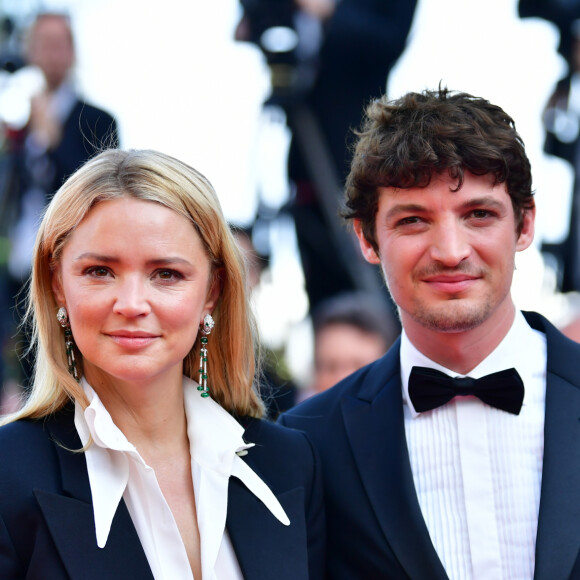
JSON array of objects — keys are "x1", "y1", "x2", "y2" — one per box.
[
  {"x1": 198, "y1": 313, "x2": 215, "y2": 398},
  {"x1": 56, "y1": 306, "x2": 80, "y2": 382}
]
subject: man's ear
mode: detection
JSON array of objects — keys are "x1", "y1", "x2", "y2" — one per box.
[
  {"x1": 353, "y1": 219, "x2": 381, "y2": 265},
  {"x1": 516, "y1": 203, "x2": 535, "y2": 252}
]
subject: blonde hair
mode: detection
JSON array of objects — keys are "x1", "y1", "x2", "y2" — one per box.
[{"x1": 1, "y1": 149, "x2": 264, "y2": 424}]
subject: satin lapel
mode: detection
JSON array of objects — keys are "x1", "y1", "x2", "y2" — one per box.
[
  {"x1": 38, "y1": 406, "x2": 154, "y2": 580},
  {"x1": 341, "y1": 350, "x2": 448, "y2": 580},
  {"x1": 227, "y1": 478, "x2": 307, "y2": 580},
  {"x1": 525, "y1": 313, "x2": 580, "y2": 580}
]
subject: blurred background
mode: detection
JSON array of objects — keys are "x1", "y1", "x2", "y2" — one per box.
[{"x1": 1, "y1": 0, "x2": 580, "y2": 412}]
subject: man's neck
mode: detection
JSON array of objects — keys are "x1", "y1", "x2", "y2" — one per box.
[{"x1": 402, "y1": 304, "x2": 517, "y2": 375}]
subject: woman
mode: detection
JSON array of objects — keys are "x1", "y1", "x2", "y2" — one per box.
[{"x1": 0, "y1": 149, "x2": 324, "y2": 579}]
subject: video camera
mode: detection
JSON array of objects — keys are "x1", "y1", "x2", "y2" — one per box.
[
  {"x1": 0, "y1": 17, "x2": 25, "y2": 74},
  {"x1": 238, "y1": 0, "x2": 320, "y2": 104}
]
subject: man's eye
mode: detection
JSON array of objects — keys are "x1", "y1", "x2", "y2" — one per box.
[
  {"x1": 471, "y1": 209, "x2": 494, "y2": 219},
  {"x1": 397, "y1": 216, "x2": 422, "y2": 226}
]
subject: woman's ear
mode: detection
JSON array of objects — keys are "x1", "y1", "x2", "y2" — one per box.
[
  {"x1": 51, "y1": 266, "x2": 65, "y2": 305},
  {"x1": 203, "y1": 268, "x2": 222, "y2": 316}
]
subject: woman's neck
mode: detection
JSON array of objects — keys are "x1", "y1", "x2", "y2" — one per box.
[{"x1": 85, "y1": 370, "x2": 188, "y2": 450}]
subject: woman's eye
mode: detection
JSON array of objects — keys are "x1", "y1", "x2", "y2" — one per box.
[
  {"x1": 86, "y1": 266, "x2": 110, "y2": 277},
  {"x1": 155, "y1": 269, "x2": 183, "y2": 281}
]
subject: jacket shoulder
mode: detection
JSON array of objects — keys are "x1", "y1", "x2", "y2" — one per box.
[
  {"x1": 0, "y1": 418, "x2": 54, "y2": 463},
  {"x1": 240, "y1": 417, "x2": 315, "y2": 466},
  {"x1": 523, "y1": 310, "x2": 580, "y2": 386},
  {"x1": 0, "y1": 408, "x2": 77, "y2": 498},
  {"x1": 236, "y1": 417, "x2": 320, "y2": 493},
  {"x1": 71, "y1": 99, "x2": 117, "y2": 124},
  {"x1": 282, "y1": 339, "x2": 401, "y2": 421}
]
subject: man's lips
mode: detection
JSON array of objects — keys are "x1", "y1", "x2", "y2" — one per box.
[{"x1": 422, "y1": 274, "x2": 480, "y2": 293}]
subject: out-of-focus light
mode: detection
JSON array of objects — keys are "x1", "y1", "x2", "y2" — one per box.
[
  {"x1": 0, "y1": 66, "x2": 44, "y2": 129},
  {"x1": 260, "y1": 26, "x2": 298, "y2": 53}
]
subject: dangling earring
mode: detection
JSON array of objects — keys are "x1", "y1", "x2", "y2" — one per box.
[
  {"x1": 57, "y1": 307, "x2": 80, "y2": 382},
  {"x1": 198, "y1": 313, "x2": 214, "y2": 398}
]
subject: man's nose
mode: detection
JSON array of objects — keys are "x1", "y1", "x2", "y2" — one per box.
[{"x1": 428, "y1": 222, "x2": 471, "y2": 266}]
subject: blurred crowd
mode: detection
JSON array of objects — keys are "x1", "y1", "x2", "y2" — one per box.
[
  {"x1": 2, "y1": 0, "x2": 580, "y2": 413},
  {"x1": 0, "y1": 12, "x2": 118, "y2": 412}
]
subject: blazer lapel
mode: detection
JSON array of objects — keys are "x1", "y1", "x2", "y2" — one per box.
[
  {"x1": 341, "y1": 345, "x2": 448, "y2": 579},
  {"x1": 227, "y1": 478, "x2": 308, "y2": 580},
  {"x1": 525, "y1": 312, "x2": 580, "y2": 580},
  {"x1": 37, "y1": 405, "x2": 154, "y2": 580}
]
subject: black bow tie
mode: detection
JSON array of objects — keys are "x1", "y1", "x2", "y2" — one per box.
[{"x1": 408, "y1": 366, "x2": 524, "y2": 415}]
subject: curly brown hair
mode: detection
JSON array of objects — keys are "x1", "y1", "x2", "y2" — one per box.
[{"x1": 344, "y1": 87, "x2": 535, "y2": 252}]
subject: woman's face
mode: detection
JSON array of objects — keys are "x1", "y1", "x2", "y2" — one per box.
[{"x1": 52, "y1": 197, "x2": 219, "y2": 389}]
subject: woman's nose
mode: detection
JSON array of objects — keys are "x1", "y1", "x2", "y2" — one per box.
[{"x1": 112, "y1": 277, "x2": 151, "y2": 317}]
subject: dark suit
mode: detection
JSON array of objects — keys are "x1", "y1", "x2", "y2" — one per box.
[
  {"x1": 280, "y1": 311, "x2": 580, "y2": 579},
  {"x1": 0, "y1": 404, "x2": 324, "y2": 579},
  {"x1": 46, "y1": 98, "x2": 119, "y2": 194},
  {"x1": 0, "y1": 98, "x2": 118, "y2": 392}
]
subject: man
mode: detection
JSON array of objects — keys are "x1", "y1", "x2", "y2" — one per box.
[
  {"x1": 302, "y1": 290, "x2": 397, "y2": 399},
  {"x1": 280, "y1": 87, "x2": 580, "y2": 579},
  {"x1": 7, "y1": 11, "x2": 119, "y2": 280},
  {"x1": 25, "y1": 12, "x2": 119, "y2": 196},
  {"x1": 1, "y1": 11, "x2": 118, "y2": 403}
]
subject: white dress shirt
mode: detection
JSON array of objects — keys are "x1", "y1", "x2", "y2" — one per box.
[
  {"x1": 401, "y1": 310, "x2": 547, "y2": 580},
  {"x1": 74, "y1": 376, "x2": 290, "y2": 580}
]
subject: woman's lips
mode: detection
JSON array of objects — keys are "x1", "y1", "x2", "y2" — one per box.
[{"x1": 106, "y1": 331, "x2": 160, "y2": 348}]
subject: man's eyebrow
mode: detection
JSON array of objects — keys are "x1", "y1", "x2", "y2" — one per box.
[
  {"x1": 458, "y1": 196, "x2": 506, "y2": 210},
  {"x1": 385, "y1": 196, "x2": 507, "y2": 219},
  {"x1": 385, "y1": 203, "x2": 427, "y2": 219}
]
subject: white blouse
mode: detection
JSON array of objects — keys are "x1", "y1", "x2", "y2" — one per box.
[{"x1": 74, "y1": 376, "x2": 289, "y2": 580}]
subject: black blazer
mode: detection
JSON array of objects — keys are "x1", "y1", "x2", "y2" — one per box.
[
  {"x1": 280, "y1": 311, "x2": 580, "y2": 579},
  {"x1": 48, "y1": 99, "x2": 119, "y2": 193},
  {"x1": 0, "y1": 404, "x2": 325, "y2": 579}
]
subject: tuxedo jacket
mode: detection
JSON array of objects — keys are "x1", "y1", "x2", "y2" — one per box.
[
  {"x1": 280, "y1": 311, "x2": 580, "y2": 579},
  {"x1": 0, "y1": 404, "x2": 325, "y2": 579}
]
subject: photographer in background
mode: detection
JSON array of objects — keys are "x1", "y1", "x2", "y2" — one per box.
[
  {"x1": 236, "y1": 0, "x2": 417, "y2": 312},
  {"x1": 8, "y1": 11, "x2": 119, "y2": 281},
  {"x1": 0, "y1": 12, "x2": 119, "y2": 410},
  {"x1": 299, "y1": 290, "x2": 397, "y2": 401}
]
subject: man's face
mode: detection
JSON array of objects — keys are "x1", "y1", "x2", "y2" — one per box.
[
  {"x1": 28, "y1": 16, "x2": 74, "y2": 90},
  {"x1": 354, "y1": 172, "x2": 535, "y2": 343},
  {"x1": 313, "y1": 323, "x2": 387, "y2": 393}
]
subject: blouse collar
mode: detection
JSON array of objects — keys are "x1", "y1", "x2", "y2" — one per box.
[{"x1": 74, "y1": 376, "x2": 289, "y2": 557}]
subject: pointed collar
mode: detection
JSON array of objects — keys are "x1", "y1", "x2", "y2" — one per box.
[{"x1": 74, "y1": 376, "x2": 289, "y2": 565}]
